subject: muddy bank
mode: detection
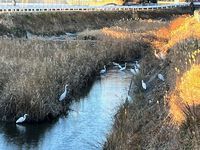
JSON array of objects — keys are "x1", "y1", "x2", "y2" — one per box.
[
  {"x1": 0, "y1": 7, "x2": 192, "y2": 37},
  {"x1": 104, "y1": 16, "x2": 200, "y2": 149}
]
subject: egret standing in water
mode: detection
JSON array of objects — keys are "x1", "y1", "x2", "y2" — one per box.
[
  {"x1": 59, "y1": 84, "x2": 69, "y2": 101},
  {"x1": 100, "y1": 65, "x2": 106, "y2": 74},
  {"x1": 142, "y1": 80, "x2": 147, "y2": 90},
  {"x1": 120, "y1": 63, "x2": 127, "y2": 71},
  {"x1": 16, "y1": 114, "x2": 28, "y2": 124}
]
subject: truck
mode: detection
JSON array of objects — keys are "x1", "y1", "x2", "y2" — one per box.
[
  {"x1": 66, "y1": 0, "x2": 157, "y2": 6},
  {"x1": 67, "y1": 0, "x2": 125, "y2": 6}
]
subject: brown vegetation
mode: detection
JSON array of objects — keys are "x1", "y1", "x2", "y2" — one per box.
[
  {"x1": 0, "y1": 22, "x2": 149, "y2": 122},
  {"x1": 0, "y1": 11, "x2": 132, "y2": 37},
  {"x1": 0, "y1": 7, "x2": 191, "y2": 37},
  {"x1": 105, "y1": 15, "x2": 200, "y2": 149}
]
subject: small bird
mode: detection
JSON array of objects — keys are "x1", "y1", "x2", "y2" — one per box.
[
  {"x1": 135, "y1": 61, "x2": 140, "y2": 69},
  {"x1": 59, "y1": 84, "x2": 69, "y2": 101},
  {"x1": 120, "y1": 63, "x2": 127, "y2": 71},
  {"x1": 158, "y1": 73, "x2": 165, "y2": 81},
  {"x1": 100, "y1": 65, "x2": 106, "y2": 74},
  {"x1": 16, "y1": 114, "x2": 28, "y2": 124},
  {"x1": 142, "y1": 80, "x2": 147, "y2": 90}
]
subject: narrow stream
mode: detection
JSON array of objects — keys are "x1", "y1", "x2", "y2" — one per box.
[{"x1": 0, "y1": 68, "x2": 132, "y2": 150}]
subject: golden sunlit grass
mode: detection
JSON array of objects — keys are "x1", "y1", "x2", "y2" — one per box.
[
  {"x1": 153, "y1": 16, "x2": 200, "y2": 125},
  {"x1": 100, "y1": 19, "x2": 167, "y2": 43},
  {"x1": 105, "y1": 14, "x2": 200, "y2": 150},
  {"x1": 102, "y1": 28, "x2": 132, "y2": 40},
  {"x1": 169, "y1": 64, "x2": 200, "y2": 124},
  {"x1": 153, "y1": 15, "x2": 200, "y2": 53}
]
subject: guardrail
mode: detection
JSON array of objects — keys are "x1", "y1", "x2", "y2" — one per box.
[
  {"x1": 194, "y1": 2, "x2": 200, "y2": 6},
  {"x1": 0, "y1": 3, "x2": 190, "y2": 13}
]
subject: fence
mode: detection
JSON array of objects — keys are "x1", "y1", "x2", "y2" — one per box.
[{"x1": 0, "y1": 2, "x2": 190, "y2": 13}]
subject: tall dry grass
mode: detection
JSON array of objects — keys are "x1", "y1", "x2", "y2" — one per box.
[
  {"x1": 153, "y1": 15, "x2": 200, "y2": 54},
  {"x1": 0, "y1": 25, "x2": 148, "y2": 122},
  {"x1": 105, "y1": 15, "x2": 200, "y2": 150},
  {"x1": 0, "y1": 11, "x2": 132, "y2": 37}
]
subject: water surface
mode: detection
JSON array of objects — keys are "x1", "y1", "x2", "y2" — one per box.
[{"x1": 0, "y1": 68, "x2": 132, "y2": 150}]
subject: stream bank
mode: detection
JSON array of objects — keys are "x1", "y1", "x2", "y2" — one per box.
[{"x1": 104, "y1": 15, "x2": 200, "y2": 150}]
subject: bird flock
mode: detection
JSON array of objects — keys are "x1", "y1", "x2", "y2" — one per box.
[
  {"x1": 101, "y1": 61, "x2": 147, "y2": 90},
  {"x1": 16, "y1": 60, "x2": 165, "y2": 124},
  {"x1": 100, "y1": 60, "x2": 165, "y2": 91},
  {"x1": 16, "y1": 84, "x2": 70, "y2": 124}
]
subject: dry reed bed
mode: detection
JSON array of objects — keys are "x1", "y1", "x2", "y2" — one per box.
[
  {"x1": 0, "y1": 11, "x2": 132, "y2": 37},
  {"x1": 0, "y1": 7, "x2": 191, "y2": 37},
  {"x1": 105, "y1": 15, "x2": 200, "y2": 149},
  {"x1": 0, "y1": 30, "x2": 147, "y2": 122}
]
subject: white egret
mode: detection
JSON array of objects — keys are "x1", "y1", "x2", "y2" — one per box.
[
  {"x1": 134, "y1": 65, "x2": 139, "y2": 74},
  {"x1": 149, "y1": 99, "x2": 153, "y2": 104},
  {"x1": 154, "y1": 51, "x2": 166, "y2": 60},
  {"x1": 16, "y1": 114, "x2": 28, "y2": 124},
  {"x1": 112, "y1": 62, "x2": 119, "y2": 66},
  {"x1": 120, "y1": 63, "x2": 127, "y2": 71},
  {"x1": 100, "y1": 65, "x2": 106, "y2": 74},
  {"x1": 130, "y1": 68, "x2": 137, "y2": 75},
  {"x1": 158, "y1": 73, "x2": 165, "y2": 81},
  {"x1": 135, "y1": 61, "x2": 141, "y2": 69},
  {"x1": 130, "y1": 65, "x2": 139, "y2": 75},
  {"x1": 142, "y1": 80, "x2": 147, "y2": 90},
  {"x1": 117, "y1": 64, "x2": 122, "y2": 69},
  {"x1": 59, "y1": 84, "x2": 69, "y2": 101}
]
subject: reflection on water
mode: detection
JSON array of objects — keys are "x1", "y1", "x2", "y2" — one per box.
[{"x1": 0, "y1": 68, "x2": 132, "y2": 150}]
